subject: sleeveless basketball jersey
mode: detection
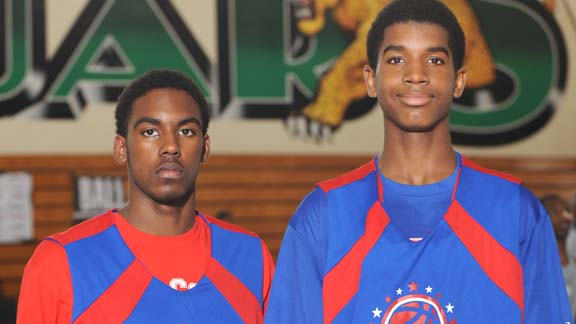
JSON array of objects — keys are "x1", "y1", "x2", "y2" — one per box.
[
  {"x1": 265, "y1": 154, "x2": 573, "y2": 324},
  {"x1": 47, "y1": 211, "x2": 265, "y2": 323}
]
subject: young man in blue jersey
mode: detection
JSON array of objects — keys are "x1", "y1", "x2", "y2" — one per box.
[
  {"x1": 18, "y1": 70, "x2": 273, "y2": 323},
  {"x1": 265, "y1": 0, "x2": 572, "y2": 323}
]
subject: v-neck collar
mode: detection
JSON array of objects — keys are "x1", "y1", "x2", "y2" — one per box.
[
  {"x1": 373, "y1": 154, "x2": 463, "y2": 243},
  {"x1": 112, "y1": 210, "x2": 213, "y2": 294}
]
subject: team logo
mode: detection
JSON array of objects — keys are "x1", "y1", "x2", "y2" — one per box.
[
  {"x1": 370, "y1": 281, "x2": 456, "y2": 324},
  {"x1": 169, "y1": 278, "x2": 197, "y2": 291}
]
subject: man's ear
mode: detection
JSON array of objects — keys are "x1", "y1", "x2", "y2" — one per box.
[
  {"x1": 201, "y1": 133, "x2": 210, "y2": 163},
  {"x1": 453, "y1": 67, "x2": 468, "y2": 98},
  {"x1": 113, "y1": 135, "x2": 128, "y2": 165},
  {"x1": 363, "y1": 64, "x2": 378, "y2": 98}
]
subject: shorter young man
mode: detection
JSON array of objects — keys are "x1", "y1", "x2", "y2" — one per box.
[
  {"x1": 265, "y1": 0, "x2": 572, "y2": 323},
  {"x1": 18, "y1": 70, "x2": 273, "y2": 323}
]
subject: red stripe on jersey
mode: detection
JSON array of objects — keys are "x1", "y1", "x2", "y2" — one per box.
[
  {"x1": 202, "y1": 214, "x2": 260, "y2": 238},
  {"x1": 318, "y1": 160, "x2": 376, "y2": 192},
  {"x1": 50, "y1": 211, "x2": 115, "y2": 245},
  {"x1": 206, "y1": 258, "x2": 263, "y2": 324},
  {"x1": 323, "y1": 202, "x2": 390, "y2": 324},
  {"x1": 445, "y1": 201, "x2": 524, "y2": 317},
  {"x1": 73, "y1": 260, "x2": 152, "y2": 323},
  {"x1": 461, "y1": 157, "x2": 521, "y2": 184}
]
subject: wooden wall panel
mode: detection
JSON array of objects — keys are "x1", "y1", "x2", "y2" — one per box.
[{"x1": 0, "y1": 154, "x2": 575, "y2": 303}]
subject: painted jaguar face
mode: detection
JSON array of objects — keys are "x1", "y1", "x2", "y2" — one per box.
[
  {"x1": 290, "y1": 0, "x2": 338, "y2": 36},
  {"x1": 292, "y1": 0, "x2": 317, "y2": 21}
]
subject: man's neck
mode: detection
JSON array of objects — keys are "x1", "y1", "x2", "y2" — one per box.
[
  {"x1": 558, "y1": 240, "x2": 568, "y2": 267},
  {"x1": 379, "y1": 125, "x2": 456, "y2": 185},
  {"x1": 118, "y1": 197, "x2": 197, "y2": 236}
]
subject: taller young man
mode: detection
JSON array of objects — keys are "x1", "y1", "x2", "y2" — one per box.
[
  {"x1": 18, "y1": 70, "x2": 273, "y2": 323},
  {"x1": 265, "y1": 0, "x2": 572, "y2": 323}
]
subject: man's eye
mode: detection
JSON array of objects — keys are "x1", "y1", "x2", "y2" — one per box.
[
  {"x1": 428, "y1": 57, "x2": 444, "y2": 65},
  {"x1": 142, "y1": 129, "x2": 158, "y2": 136},
  {"x1": 388, "y1": 57, "x2": 404, "y2": 64},
  {"x1": 179, "y1": 128, "x2": 196, "y2": 136}
]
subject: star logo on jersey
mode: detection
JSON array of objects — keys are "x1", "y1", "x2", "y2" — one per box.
[{"x1": 369, "y1": 280, "x2": 457, "y2": 324}]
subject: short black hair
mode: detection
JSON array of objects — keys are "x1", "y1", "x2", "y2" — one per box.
[
  {"x1": 366, "y1": 0, "x2": 465, "y2": 71},
  {"x1": 115, "y1": 69, "x2": 210, "y2": 137},
  {"x1": 541, "y1": 194, "x2": 567, "y2": 213}
]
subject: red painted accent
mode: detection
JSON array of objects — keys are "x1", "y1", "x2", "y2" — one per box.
[
  {"x1": 73, "y1": 260, "x2": 152, "y2": 323},
  {"x1": 461, "y1": 157, "x2": 521, "y2": 184},
  {"x1": 202, "y1": 213, "x2": 259, "y2": 238},
  {"x1": 323, "y1": 202, "x2": 390, "y2": 324},
  {"x1": 206, "y1": 258, "x2": 263, "y2": 324},
  {"x1": 445, "y1": 201, "x2": 524, "y2": 316},
  {"x1": 318, "y1": 160, "x2": 376, "y2": 192},
  {"x1": 50, "y1": 211, "x2": 115, "y2": 245}
]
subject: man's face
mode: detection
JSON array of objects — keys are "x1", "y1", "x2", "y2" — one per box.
[
  {"x1": 363, "y1": 21, "x2": 467, "y2": 133},
  {"x1": 549, "y1": 198, "x2": 574, "y2": 240},
  {"x1": 114, "y1": 88, "x2": 209, "y2": 206}
]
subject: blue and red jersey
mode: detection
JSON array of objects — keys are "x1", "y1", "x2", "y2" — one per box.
[
  {"x1": 265, "y1": 153, "x2": 572, "y2": 323},
  {"x1": 18, "y1": 210, "x2": 273, "y2": 323}
]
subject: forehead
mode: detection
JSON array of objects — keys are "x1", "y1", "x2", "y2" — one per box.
[
  {"x1": 381, "y1": 21, "x2": 450, "y2": 48},
  {"x1": 545, "y1": 199, "x2": 570, "y2": 219},
  {"x1": 549, "y1": 199, "x2": 569, "y2": 212},
  {"x1": 129, "y1": 88, "x2": 202, "y2": 125}
]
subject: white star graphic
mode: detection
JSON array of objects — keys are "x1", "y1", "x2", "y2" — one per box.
[
  {"x1": 396, "y1": 288, "x2": 403, "y2": 295},
  {"x1": 445, "y1": 302, "x2": 455, "y2": 313},
  {"x1": 372, "y1": 307, "x2": 382, "y2": 318},
  {"x1": 425, "y1": 285, "x2": 433, "y2": 294}
]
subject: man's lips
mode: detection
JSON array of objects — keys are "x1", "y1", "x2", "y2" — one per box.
[
  {"x1": 559, "y1": 221, "x2": 571, "y2": 231},
  {"x1": 398, "y1": 93, "x2": 434, "y2": 107},
  {"x1": 155, "y1": 162, "x2": 184, "y2": 179}
]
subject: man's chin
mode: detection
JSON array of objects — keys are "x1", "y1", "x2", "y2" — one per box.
[
  {"x1": 386, "y1": 116, "x2": 449, "y2": 134},
  {"x1": 154, "y1": 192, "x2": 191, "y2": 207},
  {"x1": 395, "y1": 123, "x2": 439, "y2": 133}
]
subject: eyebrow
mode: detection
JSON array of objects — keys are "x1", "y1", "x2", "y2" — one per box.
[
  {"x1": 133, "y1": 117, "x2": 160, "y2": 129},
  {"x1": 382, "y1": 45, "x2": 451, "y2": 57},
  {"x1": 427, "y1": 46, "x2": 450, "y2": 56},
  {"x1": 178, "y1": 117, "x2": 203, "y2": 128},
  {"x1": 132, "y1": 116, "x2": 203, "y2": 129}
]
